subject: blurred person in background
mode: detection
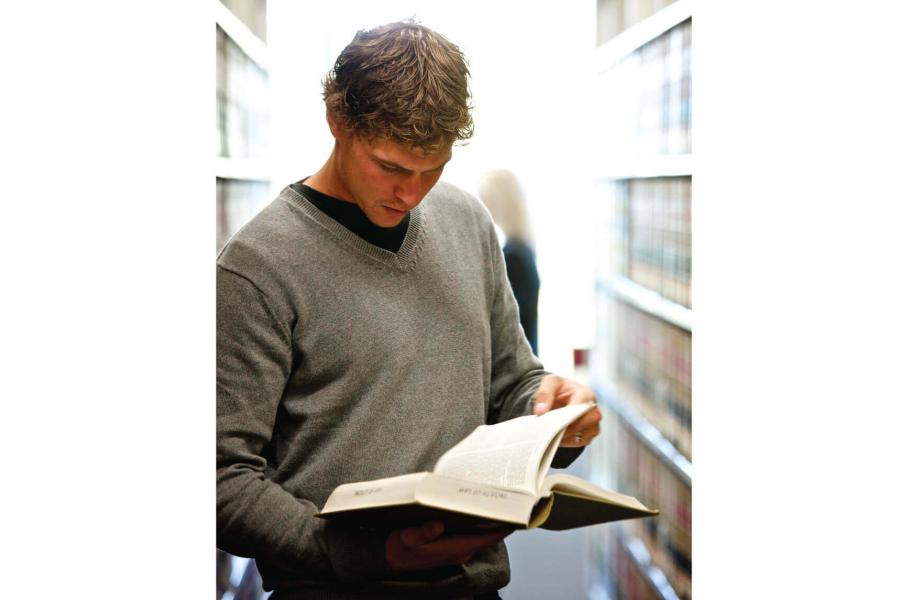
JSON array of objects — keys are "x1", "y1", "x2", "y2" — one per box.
[
  {"x1": 479, "y1": 170, "x2": 540, "y2": 356},
  {"x1": 216, "y1": 19, "x2": 601, "y2": 600}
]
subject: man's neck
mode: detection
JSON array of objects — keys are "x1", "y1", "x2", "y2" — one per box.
[{"x1": 304, "y1": 151, "x2": 354, "y2": 204}]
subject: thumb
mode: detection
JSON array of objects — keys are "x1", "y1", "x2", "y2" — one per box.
[
  {"x1": 399, "y1": 520, "x2": 444, "y2": 548},
  {"x1": 532, "y1": 375, "x2": 563, "y2": 415}
]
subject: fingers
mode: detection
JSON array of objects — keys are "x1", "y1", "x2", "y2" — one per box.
[
  {"x1": 533, "y1": 375, "x2": 605, "y2": 447},
  {"x1": 560, "y1": 422, "x2": 601, "y2": 447},
  {"x1": 559, "y1": 406, "x2": 603, "y2": 447},
  {"x1": 572, "y1": 407, "x2": 602, "y2": 431},
  {"x1": 387, "y1": 525, "x2": 513, "y2": 572},
  {"x1": 563, "y1": 383, "x2": 597, "y2": 408},
  {"x1": 533, "y1": 376, "x2": 599, "y2": 416},
  {"x1": 532, "y1": 374, "x2": 564, "y2": 415},
  {"x1": 433, "y1": 529, "x2": 511, "y2": 558},
  {"x1": 398, "y1": 520, "x2": 444, "y2": 547}
]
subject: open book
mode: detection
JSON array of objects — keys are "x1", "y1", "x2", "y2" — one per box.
[{"x1": 317, "y1": 403, "x2": 658, "y2": 532}]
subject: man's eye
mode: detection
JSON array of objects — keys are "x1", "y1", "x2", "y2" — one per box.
[{"x1": 380, "y1": 164, "x2": 401, "y2": 173}]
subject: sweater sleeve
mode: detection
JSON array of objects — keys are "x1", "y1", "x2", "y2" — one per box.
[
  {"x1": 216, "y1": 266, "x2": 388, "y2": 583},
  {"x1": 483, "y1": 223, "x2": 547, "y2": 425},
  {"x1": 483, "y1": 224, "x2": 586, "y2": 469}
]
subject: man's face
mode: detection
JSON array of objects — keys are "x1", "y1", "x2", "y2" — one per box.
[{"x1": 332, "y1": 132, "x2": 452, "y2": 228}]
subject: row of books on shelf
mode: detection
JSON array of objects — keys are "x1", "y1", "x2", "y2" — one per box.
[
  {"x1": 217, "y1": 25, "x2": 271, "y2": 160},
  {"x1": 619, "y1": 418, "x2": 691, "y2": 590},
  {"x1": 589, "y1": 528, "x2": 663, "y2": 600},
  {"x1": 216, "y1": 178, "x2": 271, "y2": 250},
  {"x1": 590, "y1": 411, "x2": 692, "y2": 599},
  {"x1": 596, "y1": 0, "x2": 677, "y2": 45},
  {"x1": 612, "y1": 176, "x2": 691, "y2": 309},
  {"x1": 613, "y1": 536, "x2": 665, "y2": 600},
  {"x1": 613, "y1": 299, "x2": 692, "y2": 459},
  {"x1": 638, "y1": 20, "x2": 691, "y2": 156},
  {"x1": 596, "y1": 19, "x2": 692, "y2": 157}
]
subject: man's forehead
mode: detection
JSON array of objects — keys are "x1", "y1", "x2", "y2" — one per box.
[{"x1": 368, "y1": 137, "x2": 453, "y2": 168}]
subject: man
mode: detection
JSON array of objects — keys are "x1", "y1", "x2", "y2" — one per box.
[{"x1": 217, "y1": 20, "x2": 600, "y2": 599}]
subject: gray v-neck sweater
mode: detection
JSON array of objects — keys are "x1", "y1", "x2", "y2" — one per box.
[{"x1": 217, "y1": 181, "x2": 548, "y2": 598}]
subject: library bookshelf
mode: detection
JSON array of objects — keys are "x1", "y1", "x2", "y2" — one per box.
[
  {"x1": 215, "y1": 2, "x2": 272, "y2": 598},
  {"x1": 587, "y1": 1, "x2": 692, "y2": 598},
  {"x1": 215, "y1": 0, "x2": 272, "y2": 252}
]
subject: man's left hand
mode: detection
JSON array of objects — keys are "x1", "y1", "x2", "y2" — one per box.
[{"x1": 532, "y1": 375, "x2": 601, "y2": 447}]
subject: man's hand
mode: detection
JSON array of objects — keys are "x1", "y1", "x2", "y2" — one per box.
[
  {"x1": 385, "y1": 521, "x2": 512, "y2": 572},
  {"x1": 532, "y1": 375, "x2": 602, "y2": 447}
]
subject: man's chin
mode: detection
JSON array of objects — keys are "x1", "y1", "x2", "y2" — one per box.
[{"x1": 372, "y1": 208, "x2": 407, "y2": 228}]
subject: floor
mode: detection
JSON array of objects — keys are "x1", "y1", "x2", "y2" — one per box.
[{"x1": 500, "y1": 452, "x2": 590, "y2": 599}]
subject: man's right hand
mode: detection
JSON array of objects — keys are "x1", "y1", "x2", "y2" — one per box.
[{"x1": 385, "y1": 520, "x2": 513, "y2": 572}]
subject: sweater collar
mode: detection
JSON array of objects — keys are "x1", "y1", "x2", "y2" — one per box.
[{"x1": 282, "y1": 184, "x2": 426, "y2": 270}]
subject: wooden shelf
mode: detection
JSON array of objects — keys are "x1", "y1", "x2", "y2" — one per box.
[
  {"x1": 595, "y1": 154, "x2": 693, "y2": 179},
  {"x1": 214, "y1": 0, "x2": 269, "y2": 69},
  {"x1": 593, "y1": 0, "x2": 692, "y2": 74},
  {"x1": 215, "y1": 157, "x2": 271, "y2": 181},
  {"x1": 597, "y1": 274, "x2": 692, "y2": 331},
  {"x1": 616, "y1": 525, "x2": 681, "y2": 600},
  {"x1": 594, "y1": 379, "x2": 692, "y2": 487}
]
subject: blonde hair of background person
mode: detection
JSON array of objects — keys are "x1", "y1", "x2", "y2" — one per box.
[
  {"x1": 478, "y1": 169, "x2": 534, "y2": 246},
  {"x1": 479, "y1": 169, "x2": 541, "y2": 355}
]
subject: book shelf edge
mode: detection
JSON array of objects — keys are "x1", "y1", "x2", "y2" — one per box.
[
  {"x1": 594, "y1": 154, "x2": 694, "y2": 179},
  {"x1": 597, "y1": 274, "x2": 693, "y2": 332},
  {"x1": 594, "y1": 0, "x2": 693, "y2": 74},
  {"x1": 593, "y1": 381, "x2": 693, "y2": 487},
  {"x1": 214, "y1": 0, "x2": 269, "y2": 70},
  {"x1": 215, "y1": 157, "x2": 272, "y2": 181},
  {"x1": 616, "y1": 525, "x2": 682, "y2": 600}
]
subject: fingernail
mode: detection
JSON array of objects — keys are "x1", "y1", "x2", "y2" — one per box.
[{"x1": 534, "y1": 402, "x2": 546, "y2": 412}]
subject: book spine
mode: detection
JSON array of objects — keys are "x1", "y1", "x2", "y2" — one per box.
[
  {"x1": 613, "y1": 298, "x2": 691, "y2": 461},
  {"x1": 621, "y1": 176, "x2": 691, "y2": 309},
  {"x1": 615, "y1": 420, "x2": 691, "y2": 598}
]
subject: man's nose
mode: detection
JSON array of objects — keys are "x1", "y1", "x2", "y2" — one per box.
[{"x1": 394, "y1": 175, "x2": 425, "y2": 207}]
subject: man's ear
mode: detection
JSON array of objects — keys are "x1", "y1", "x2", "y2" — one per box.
[{"x1": 326, "y1": 109, "x2": 343, "y2": 139}]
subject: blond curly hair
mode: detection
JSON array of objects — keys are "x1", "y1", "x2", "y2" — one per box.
[{"x1": 322, "y1": 20, "x2": 474, "y2": 153}]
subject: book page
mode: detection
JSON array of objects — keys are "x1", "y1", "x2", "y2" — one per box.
[{"x1": 433, "y1": 403, "x2": 591, "y2": 495}]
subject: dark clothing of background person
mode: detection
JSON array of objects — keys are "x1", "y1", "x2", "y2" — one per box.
[{"x1": 503, "y1": 237, "x2": 540, "y2": 355}]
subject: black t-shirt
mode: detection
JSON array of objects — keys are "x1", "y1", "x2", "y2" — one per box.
[{"x1": 290, "y1": 181, "x2": 409, "y2": 253}]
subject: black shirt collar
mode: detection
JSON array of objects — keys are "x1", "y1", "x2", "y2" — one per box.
[{"x1": 290, "y1": 180, "x2": 409, "y2": 254}]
